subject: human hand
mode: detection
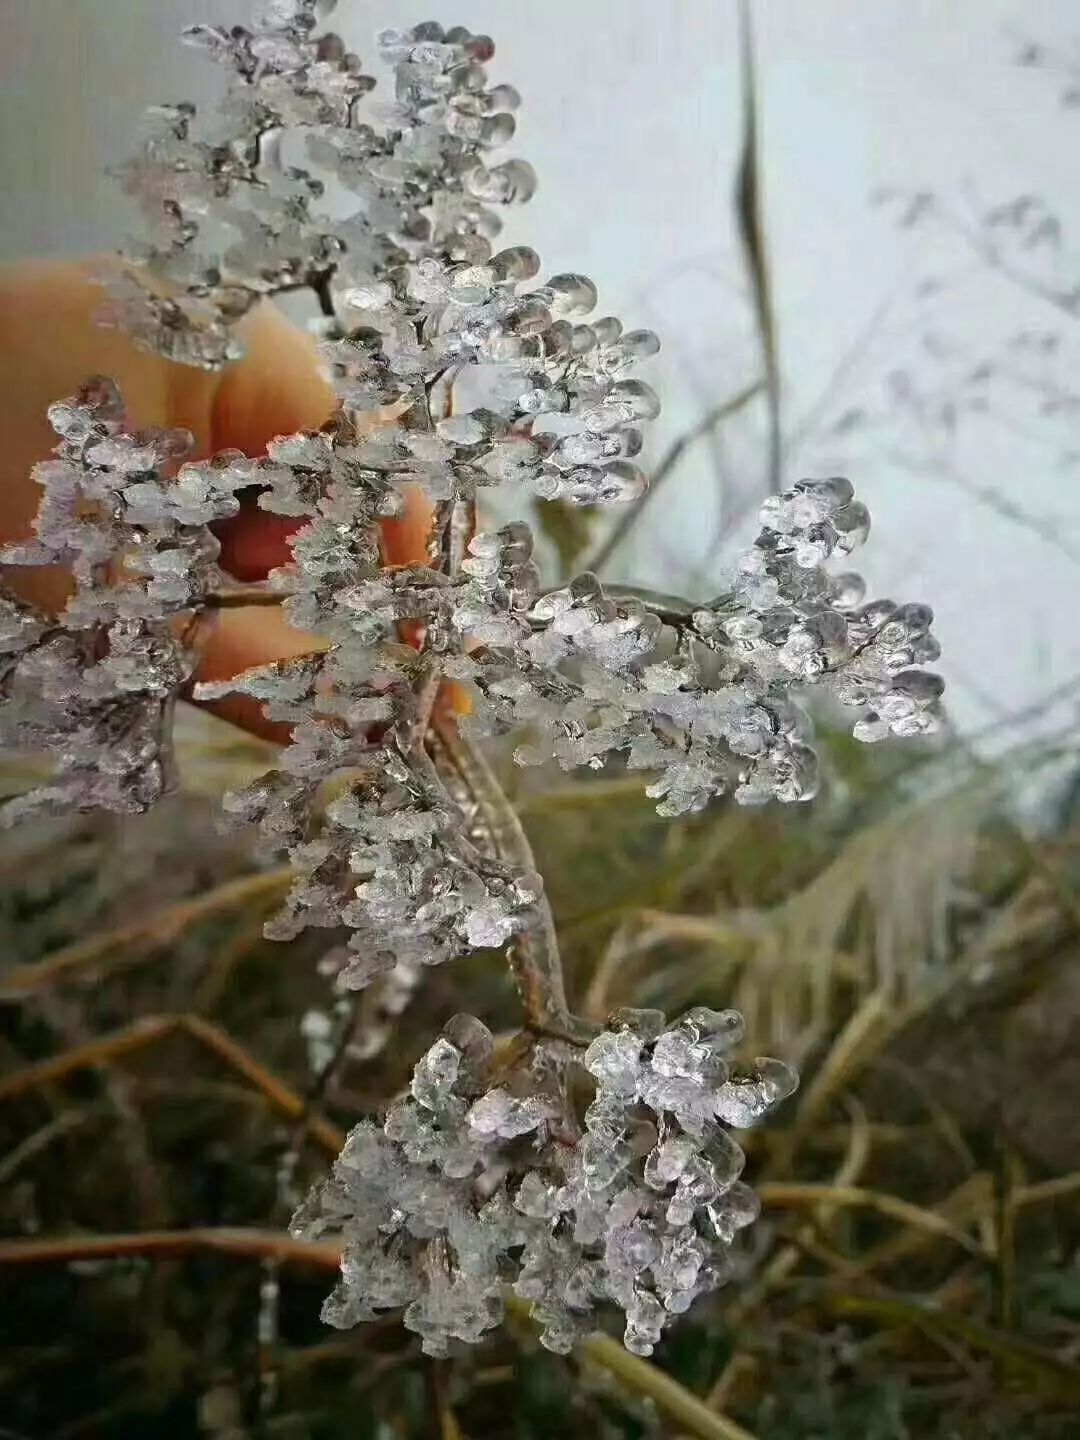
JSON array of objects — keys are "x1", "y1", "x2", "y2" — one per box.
[{"x1": 0, "y1": 259, "x2": 429, "y2": 732}]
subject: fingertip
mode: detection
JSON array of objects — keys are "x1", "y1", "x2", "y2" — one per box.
[{"x1": 209, "y1": 300, "x2": 336, "y2": 457}]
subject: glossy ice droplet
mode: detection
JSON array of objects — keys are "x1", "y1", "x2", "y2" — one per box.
[
  {"x1": 466, "y1": 158, "x2": 537, "y2": 203},
  {"x1": 542, "y1": 273, "x2": 598, "y2": 316}
]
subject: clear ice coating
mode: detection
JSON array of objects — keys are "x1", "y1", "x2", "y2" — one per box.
[
  {"x1": 0, "y1": 378, "x2": 242, "y2": 825},
  {"x1": 291, "y1": 1007, "x2": 796, "y2": 1356},
  {"x1": 0, "y1": 0, "x2": 946, "y2": 1359}
]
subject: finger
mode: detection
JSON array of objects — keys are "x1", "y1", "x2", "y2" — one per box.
[
  {"x1": 0, "y1": 258, "x2": 216, "y2": 612},
  {"x1": 0, "y1": 260, "x2": 432, "y2": 737},
  {"x1": 195, "y1": 298, "x2": 431, "y2": 728}
]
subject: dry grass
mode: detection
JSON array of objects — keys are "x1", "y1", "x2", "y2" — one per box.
[{"x1": 1, "y1": 707, "x2": 1079, "y2": 1439}]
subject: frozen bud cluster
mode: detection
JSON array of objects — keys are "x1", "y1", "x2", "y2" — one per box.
[
  {"x1": 105, "y1": 0, "x2": 661, "y2": 519},
  {"x1": 293, "y1": 1006, "x2": 796, "y2": 1357},
  {"x1": 226, "y1": 744, "x2": 544, "y2": 984},
  {"x1": 442, "y1": 479, "x2": 943, "y2": 814},
  {"x1": 105, "y1": 2, "x2": 535, "y2": 370},
  {"x1": 726, "y1": 478, "x2": 944, "y2": 747},
  {"x1": 325, "y1": 260, "x2": 657, "y2": 511},
  {"x1": 0, "y1": 379, "x2": 243, "y2": 825}
]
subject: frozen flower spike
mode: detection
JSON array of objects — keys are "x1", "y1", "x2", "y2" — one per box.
[
  {"x1": 293, "y1": 1005, "x2": 795, "y2": 1357},
  {"x1": 1, "y1": 0, "x2": 946, "y2": 1363}
]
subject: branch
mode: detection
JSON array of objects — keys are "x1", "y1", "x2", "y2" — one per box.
[
  {"x1": 585, "y1": 380, "x2": 763, "y2": 574},
  {"x1": 0, "y1": 1012, "x2": 345, "y2": 1155},
  {"x1": 428, "y1": 716, "x2": 574, "y2": 1033},
  {"x1": 1, "y1": 868, "x2": 294, "y2": 995}
]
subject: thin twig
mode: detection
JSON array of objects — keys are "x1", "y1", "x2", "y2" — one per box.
[
  {"x1": 585, "y1": 380, "x2": 764, "y2": 574},
  {"x1": 784, "y1": 268, "x2": 912, "y2": 458},
  {"x1": 823, "y1": 1291, "x2": 1080, "y2": 1401},
  {"x1": 706, "y1": 1099, "x2": 871, "y2": 1412},
  {"x1": 891, "y1": 447, "x2": 1080, "y2": 566},
  {"x1": 31, "y1": 992, "x2": 165, "y2": 1228},
  {"x1": 850, "y1": 1172, "x2": 994, "y2": 1277},
  {"x1": 756, "y1": 1182, "x2": 989, "y2": 1258},
  {"x1": 205, "y1": 587, "x2": 286, "y2": 609},
  {"x1": 735, "y1": 0, "x2": 780, "y2": 493},
  {"x1": 1, "y1": 868, "x2": 294, "y2": 995},
  {"x1": 777, "y1": 990, "x2": 892, "y2": 1168},
  {"x1": 0, "y1": 1228, "x2": 341, "y2": 1270},
  {"x1": 723, "y1": 1101, "x2": 872, "y2": 1331},
  {"x1": 193, "y1": 909, "x2": 277, "y2": 1013},
  {"x1": 0, "y1": 1106, "x2": 100, "y2": 1188},
  {"x1": 0, "y1": 1013, "x2": 345, "y2": 1155},
  {"x1": 939, "y1": 206, "x2": 1080, "y2": 325},
  {"x1": 551, "y1": 1306, "x2": 760, "y2": 1440},
  {"x1": 1016, "y1": 1170, "x2": 1080, "y2": 1209}
]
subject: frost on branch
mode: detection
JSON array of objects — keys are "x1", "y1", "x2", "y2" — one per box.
[
  {"x1": 292, "y1": 1006, "x2": 797, "y2": 1357},
  {"x1": 0, "y1": 379, "x2": 244, "y2": 826},
  {"x1": 105, "y1": 1, "x2": 535, "y2": 369},
  {"x1": 0, "y1": 0, "x2": 948, "y2": 1361},
  {"x1": 447, "y1": 479, "x2": 943, "y2": 815}
]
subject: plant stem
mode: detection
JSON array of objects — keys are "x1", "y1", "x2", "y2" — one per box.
[
  {"x1": 2, "y1": 868, "x2": 294, "y2": 995},
  {"x1": 734, "y1": 0, "x2": 780, "y2": 496},
  {"x1": 506, "y1": 1292, "x2": 759, "y2": 1440},
  {"x1": 757, "y1": 1182, "x2": 989, "y2": 1258},
  {"x1": 0, "y1": 1228, "x2": 341, "y2": 1270},
  {"x1": 585, "y1": 380, "x2": 764, "y2": 575},
  {"x1": 0, "y1": 1012, "x2": 345, "y2": 1155},
  {"x1": 428, "y1": 716, "x2": 571, "y2": 1031},
  {"x1": 205, "y1": 587, "x2": 285, "y2": 608}
]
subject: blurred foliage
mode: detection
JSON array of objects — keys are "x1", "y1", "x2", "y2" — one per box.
[
  {"x1": 2, "y1": 702, "x2": 1080, "y2": 1439},
  {"x1": 531, "y1": 496, "x2": 597, "y2": 578}
]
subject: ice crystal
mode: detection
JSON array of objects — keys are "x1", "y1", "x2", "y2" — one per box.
[
  {"x1": 0, "y1": 378, "x2": 242, "y2": 825},
  {"x1": 292, "y1": 1006, "x2": 796, "y2": 1356},
  {"x1": 0, "y1": 0, "x2": 947, "y2": 1359},
  {"x1": 106, "y1": 3, "x2": 535, "y2": 371}
]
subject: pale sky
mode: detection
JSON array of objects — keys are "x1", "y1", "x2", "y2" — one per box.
[{"x1": 3, "y1": 0, "x2": 1078, "y2": 741}]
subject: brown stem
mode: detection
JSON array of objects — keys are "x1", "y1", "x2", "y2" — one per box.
[
  {"x1": 0, "y1": 1227, "x2": 340, "y2": 1270},
  {"x1": 205, "y1": 587, "x2": 285, "y2": 609},
  {"x1": 0, "y1": 1012, "x2": 345, "y2": 1156},
  {"x1": 0, "y1": 1229, "x2": 757, "y2": 1440},
  {"x1": 427, "y1": 717, "x2": 571, "y2": 1032},
  {"x1": 756, "y1": 1182, "x2": 989, "y2": 1260},
  {"x1": 1, "y1": 868, "x2": 294, "y2": 995}
]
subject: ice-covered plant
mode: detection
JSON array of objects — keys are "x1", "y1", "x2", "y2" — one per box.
[{"x1": 0, "y1": 0, "x2": 944, "y2": 1357}]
